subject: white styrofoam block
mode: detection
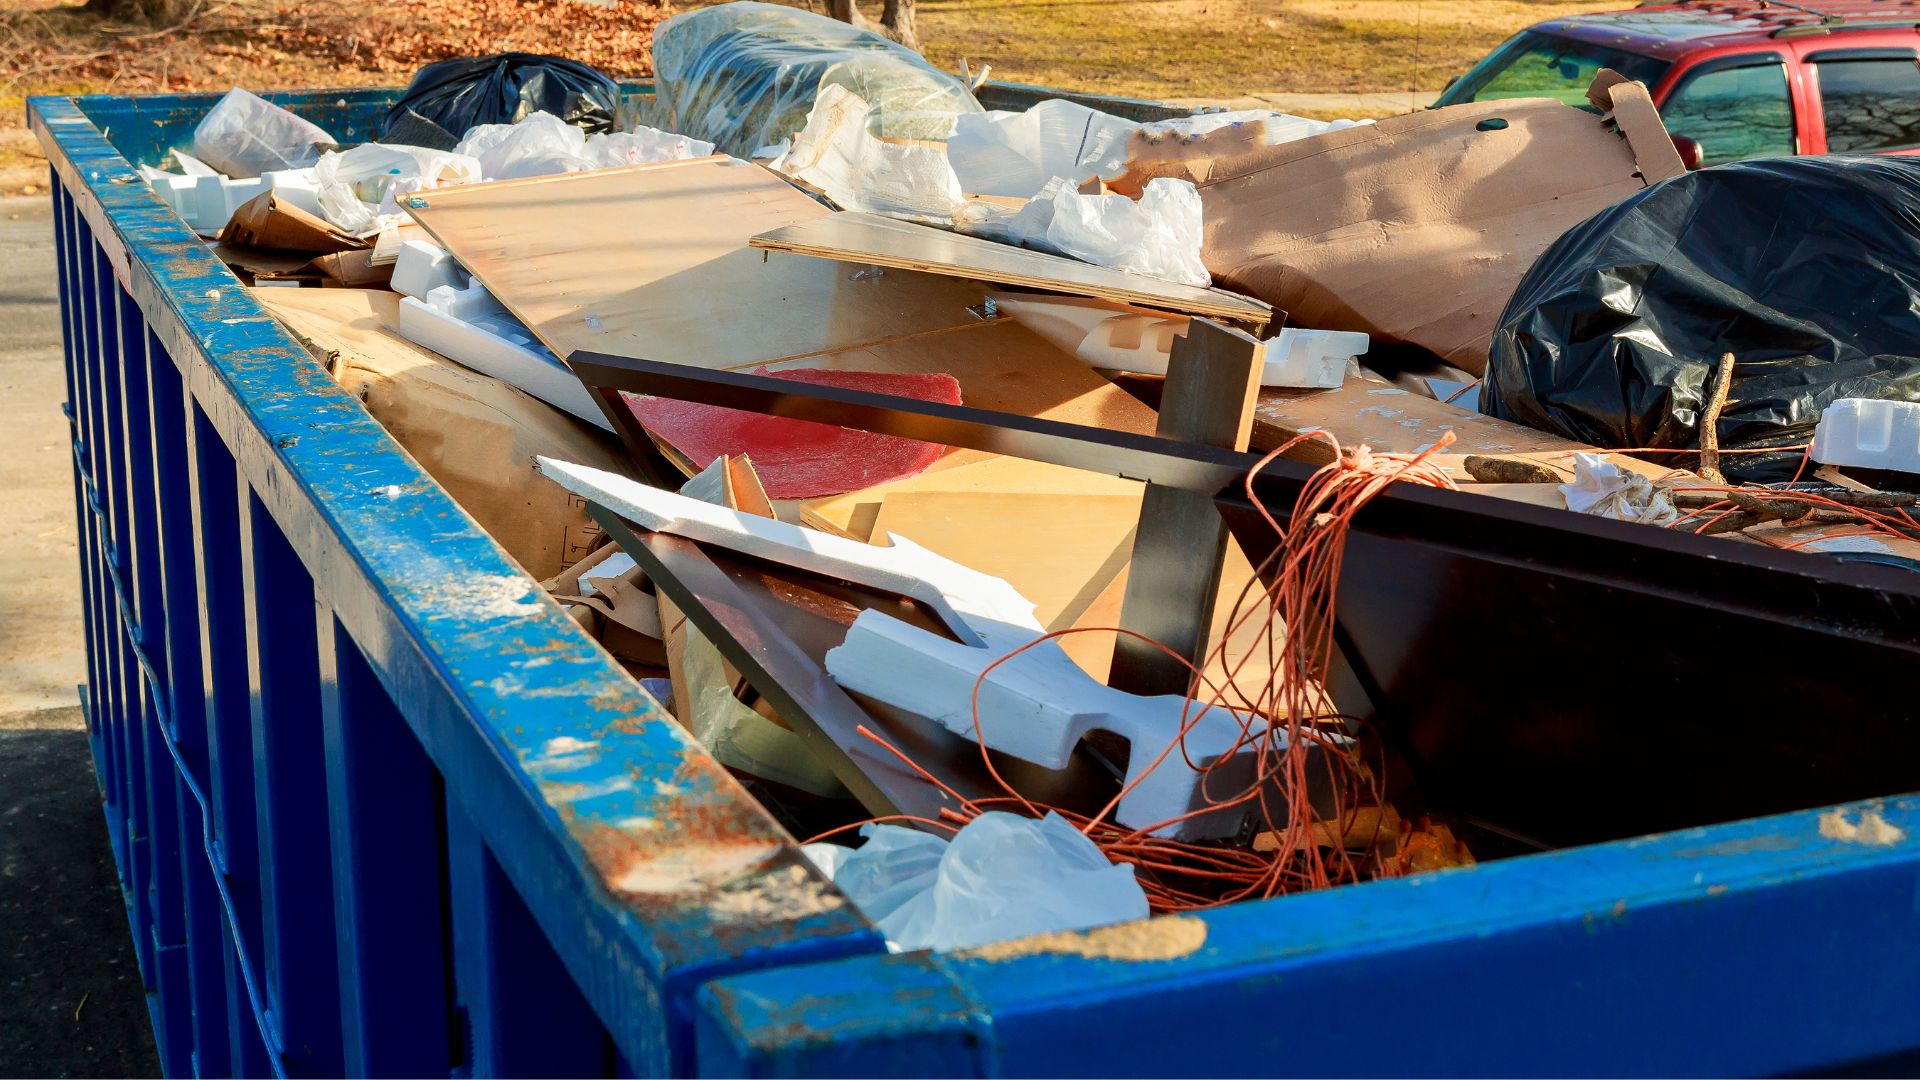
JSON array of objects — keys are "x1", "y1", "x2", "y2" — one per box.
[
  {"x1": 1811, "y1": 397, "x2": 1920, "y2": 474},
  {"x1": 397, "y1": 295, "x2": 608, "y2": 430},
  {"x1": 143, "y1": 165, "x2": 319, "y2": 236},
  {"x1": 533, "y1": 459, "x2": 1271, "y2": 839},
  {"x1": 391, "y1": 239, "x2": 467, "y2": 300}
]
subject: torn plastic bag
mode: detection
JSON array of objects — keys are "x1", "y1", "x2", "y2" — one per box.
[
  {"x1": 192, "y1": 88, "x2": 334, "y2": 179},
  {"x1": 803, "y1": 812, "x2": 1149, "y2": 952},
  {"x1": 771, "y1": 86, "x2": 962, "y2": 221},
  {"x1": 650, "y1": 1, "x2": 980, "y2": 156},
  {"x1": 454, "y1": 112, "x2": 717, "y2": 181},
  {"x1": 946, "y1": 98, "x2": 1139, "y2": 199},
  {"x1": 380, "y1": 53, "x2": 621, "y2": 148},
  {"x1": 312, "y1": 144, "x2": 481, "y2": 235},
  {"x1": 972, "y1": 175, "x2": 1208, "y2": 286},
  {"x1": 1484, "y1": 155, "x2": 1920, "y2": 483}
]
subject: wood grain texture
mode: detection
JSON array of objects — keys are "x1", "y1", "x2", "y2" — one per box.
[
  {"x1": 403, "y1": 157, "x2": 988, "y2": 370},
  {"x1": 749, "y1": 210, "x2": 1272, "y2": 323}
]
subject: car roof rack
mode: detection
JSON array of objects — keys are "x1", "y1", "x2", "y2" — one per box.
[{"x1": 1645, "y1": 0, "x2": 1920, "y2": 37}]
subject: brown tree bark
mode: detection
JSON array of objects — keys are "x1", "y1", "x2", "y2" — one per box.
[
  {"x1": 828, "y1": 0, "x2": 873, "y2": 30},
  {"x1": 880, "y1": 0, "x2": 918, "y2": 49},
  {"x1": 83, "y1": 0, "x2": 198, "y2": 22}
]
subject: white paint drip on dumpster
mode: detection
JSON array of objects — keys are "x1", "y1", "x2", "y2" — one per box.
[{"x1": 1818, "y1": 807, "x2": 1906, "y2": 846}]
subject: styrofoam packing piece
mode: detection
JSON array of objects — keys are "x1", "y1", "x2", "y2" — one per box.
[
  {"x1": 143, "y1": 166, "x2": 322, "y2": 237},
  {"x1": 391, "y1": 239, "x2": 469, "y2": 300},
  {"x1": 396, "y1": 288, "x2": 608, "y2": 430},
  {"x1": 532, "y1": 460, "x2": 1269, "y2": 839},
  {"x1": 991, "y1": 290, "x2": 1364, "y2": 387},
  {"x1": 1811, "y1": 398, "x2": 1920, "y2": 475}
]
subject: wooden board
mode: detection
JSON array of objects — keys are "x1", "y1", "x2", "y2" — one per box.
[
  {"x1": 1252, "y1": 377, "x2": 1683, "y2": 484},
  {"x1": 749, "y1": 210, "x2": 1273, "y2": 324},
  {"x1": 800, "y1": 449, "x2": 1146, "y2": 540},
  {"x1": 402, "y1": 157, "x2": 988, "y2": 371},
  {"x1": 867, "y1": 489, "x2": 1272, "y2": 699}
]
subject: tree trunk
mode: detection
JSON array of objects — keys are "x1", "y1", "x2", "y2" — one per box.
[
  {"x1": 83, "y1": 0, "x2": 198, "y2": 22},
  {"x1": 828, "y1": 0, "x2": 873, "y2": 30},
  {"x1": 880, "y1": 0, "x2": 918, "y2": 49}
]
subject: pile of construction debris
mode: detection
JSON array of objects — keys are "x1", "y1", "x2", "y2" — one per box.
[{"x1": 145, "y1": 0, "x2": 1920, "y2": 951}]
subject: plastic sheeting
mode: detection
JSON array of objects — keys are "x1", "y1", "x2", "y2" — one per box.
[
  {"x1": 770, "y1": 86, "x2": 963, "y2": 220},
  {"x1": 650, "y1": 1, "x2": 980, "y2": 156},
  {"x1": 454, "y1": 112, "x2": 716, "y2": 181},
  {"x1": 947, "y1": 99, "x2": 1140, "y2": 199},
  {"x1": 802, "y1": 813, "x2": 1150, "y2": 952},
  {"x1": 1485, "y1": 156, "x2": 1920, "y2": 482},
  {"x1": 192, "y1": 88, "x2": 333, "y2": 179},
  {"x1": 312, "y1": 143, "x2": 481, "y2": 235},
  {"x1": 380, "y1": 53, "x2": 621, "y2": 148},
  {"x1": 972, "y1": 175, "x2": 1209, "y2": 286}
]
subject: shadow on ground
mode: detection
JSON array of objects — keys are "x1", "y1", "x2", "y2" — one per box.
[{"x1": 1, "y1": 707, "x2": 159, "y2": 1079}]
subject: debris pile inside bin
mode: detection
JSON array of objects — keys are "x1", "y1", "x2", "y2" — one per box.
[{"x1": 150, "y1": 1, "x2": 1920, "y2": 953}]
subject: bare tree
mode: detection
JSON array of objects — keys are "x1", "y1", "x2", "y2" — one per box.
[
  {"x1": 83, "y1": 0, "x2": 200, "y2": 22},
  {"x1": 828, "y1": 0, "x2": 918, "y2": 50}
]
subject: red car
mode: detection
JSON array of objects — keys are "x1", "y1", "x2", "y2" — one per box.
[{"x1": 1436, "y1": 0, "x2": 1920, "y2": 164}]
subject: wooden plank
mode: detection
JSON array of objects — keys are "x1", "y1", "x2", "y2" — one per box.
[
  {"x1": 749, "y1": 210, "x2": 1272, "y2": 323},
  {"x1": 402, "y1": 157, "x2": 988, "y2": 370},
  {"x1": 1111, "y1": 319, "x2": 1266, "y2": 696},
  {"x1": 1252, "y1": 377, "x2": 1683, "y2": 483},
  {"x1": 799, "y1": 449, "x2": 1145, "y2": 540}
]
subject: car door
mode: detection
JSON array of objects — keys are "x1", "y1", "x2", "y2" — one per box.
[
  {"x1": 1653, "y1": 50, "x2": 1801, "y2": 165},
  {"x1": 1798, "y1": 45, "x2": 1920, "y2": 156}
]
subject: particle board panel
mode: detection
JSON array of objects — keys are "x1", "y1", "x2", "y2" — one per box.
[
  {"x1": 798, "y1": 450, "x2": 1145, "y2": 540},
  {"x1": 401, "y1": 157, "x2": 989, "y2": 371},
  {"x1": 749, "y1": 210, "x2": 1273, "y2": 323}
]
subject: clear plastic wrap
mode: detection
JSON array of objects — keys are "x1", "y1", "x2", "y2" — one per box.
[
  {"x1": 803, "y1": 812, "x2": 1149, "y2": 952},
  {"x1": 771, "y1": 86, "x2": 962, "y2": 220},
  {"x1": 312, "y1": 143, "x2": 481, "y2": 235},
  {"x1": 454, "y1": 112, "x2": 717, "y2": 181},
  {"x1": 973, "y1": 175, "x2": 1209, "y2": 286},
  {"x1": 650, "y1": 1, "x2": 981, "y2": 156},
  {"x1": 191, "y1": 88, "x2": 334, "y2": 179},
  {"x1": 946, "y1": 98, "x2": 1140, "y2": 199}
]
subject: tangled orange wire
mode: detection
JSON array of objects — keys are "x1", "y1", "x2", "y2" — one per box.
[{"x1": 810, "y1": 430, "x2": 1461, "y2": 912}]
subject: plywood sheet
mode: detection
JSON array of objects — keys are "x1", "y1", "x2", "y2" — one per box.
[
  {"x1": 800, "y1": 449, "x2": 1146, "y2": 540},
  {"x1": 402, "y1": 157, "x2": 988, "y2": 370},
  {"x1": 750, "y1": 211, "x2": 1272, "y2": 323}
]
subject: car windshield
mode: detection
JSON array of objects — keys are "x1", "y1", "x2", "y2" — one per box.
[{"x1": 1436, "y1": 30, "x2": 1673, "y2": 108}]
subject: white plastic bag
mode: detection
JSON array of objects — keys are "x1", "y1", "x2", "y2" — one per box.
[
  {"x1": 192, "y1": 88, "x2": 334, "y2": 179},
  {"x1": 978, "y1": 175, "x2": 1209, "y2": 286},
  {"x1": 455, "y1": 111, "x2": 592, "y2": 181},
  {"x1": 1560, "y1": 453, "x2": 1680, "y2": 526},
  {"x1": 313, "y1": 143, "x2": 482, "y2": 235},
  {"x1": 947, "y1": 99, "x2": 1139, "y2": 199},
  {"x1": 771, "y1": 85, "x2": 962, "y2": 222},
  {"x1": 805, "y1": 812, "x2": 1150, "y2": 952},
  {"x1": 586, "y1": 126, "x2": 717, "y2": 168}
]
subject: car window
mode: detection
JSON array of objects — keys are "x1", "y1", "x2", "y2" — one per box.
[
  {"x1": 1817, "y1": 58, "x2": 1920, "y2": 152},
  {"x1": 1437, "y1": 31, "x2": 1672, "y2": 108},
  {"x1": 1660, "y1": 63, "x2": 1796, "y2": 165}
]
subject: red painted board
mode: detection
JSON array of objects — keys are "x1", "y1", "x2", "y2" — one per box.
[{"x1": 623, "y1": 367, "x2": 962, "y2": 499}]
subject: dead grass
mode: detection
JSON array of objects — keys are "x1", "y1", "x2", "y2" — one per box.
[{"x1": 913, "y1": 0, "x2": 1608, "y2": 99}]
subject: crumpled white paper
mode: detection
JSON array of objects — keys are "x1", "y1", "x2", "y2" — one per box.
[
  {"x1": 802, "y1": 811, "x2": 1150, "y2": 952},
  {"x1": 1560, "y1": 452, "x2": 1679, "y2": 526}
]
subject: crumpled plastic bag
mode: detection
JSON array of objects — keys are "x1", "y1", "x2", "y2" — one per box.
[
  {"x1": 946, "y1": 99, "x2": 1140, "y2": 199},
  {"x1": 802, "y1": 812, "x2": 1150, "y2": 952},
  {"x1": 192, "y1": 88, "x2": 334, "y2": 179},
  {"x1": 649, "y1": 1, "x2": 980, "y2": 156},
  {"x1": 456, "y1": 111, "x2": 718, "y2": 181},
  {"x1": 1559, "y1": 453, "x2": 1679, "y2": 526},
  {"x1": 970, "y1": 175, "x2": 1209, "y2": 286},
  {"x1": 770, "y1": 85, "x2": 962, "y2": 221},
  {"x1": 313, "y1": 143, "x2": 482, "y2": 235}
]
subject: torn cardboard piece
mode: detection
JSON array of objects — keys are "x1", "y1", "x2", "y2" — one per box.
[
  {"x1": 1174, "y1": 74, "x2": 1682, "y2": 374},
  {"x1": 220, "y1": 189, "x2": 366, "y2": 253}
]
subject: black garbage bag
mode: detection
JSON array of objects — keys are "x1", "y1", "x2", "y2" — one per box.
[
  {"x1": 381, "y1": 53, "x2": 621, "y2": 149},
  {"x1": 1483, "y1": 155, "x2": 1920, "y2": 482}
]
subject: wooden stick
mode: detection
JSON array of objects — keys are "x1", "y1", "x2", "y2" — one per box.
[{"x1": 1698, "y1": 352, "x2": 1735, "y2": 485}]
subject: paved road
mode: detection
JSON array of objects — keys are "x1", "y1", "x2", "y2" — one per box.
[{"x1": 0, "y1": 195, "x2": 159, "y2": 1077}]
